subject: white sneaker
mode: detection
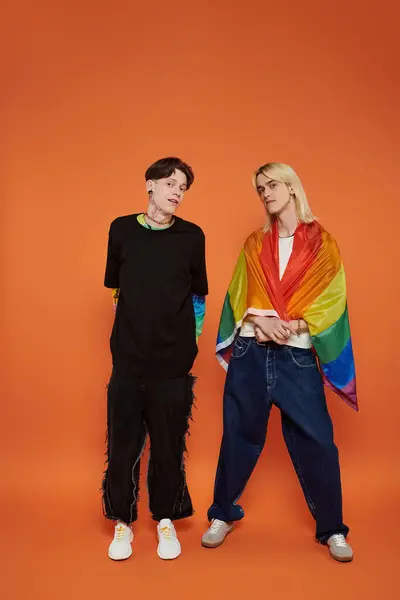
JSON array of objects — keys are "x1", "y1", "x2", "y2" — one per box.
[
  {"x1": 201, "y1": 519, "x2": 234, "y2": 548},
  {"x1": 108, "y1": 521, "x2": 134, "y2": 561},
  {"x1": 157, "y1": 519, "x2": 181, "y2": 560},
  {"x1": 327, "y1": 534, "x2": 353, "y2": 562}
]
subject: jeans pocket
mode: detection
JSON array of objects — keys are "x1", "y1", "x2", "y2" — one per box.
[
  {"x1": 288, "y1": 347, "x2": 317, "y2": 368},
  {"x1": 231, "y1": 336, "x2": 252, "y2": 359}
]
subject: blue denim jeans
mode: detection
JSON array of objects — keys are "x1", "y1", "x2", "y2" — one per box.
[{"x1": 208, "y1": 337, "x2": 349, "y2": 542}]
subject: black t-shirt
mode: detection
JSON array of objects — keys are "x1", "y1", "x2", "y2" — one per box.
[{"x1": 104, "y1": 214, "x2": 208, "y2": 378}]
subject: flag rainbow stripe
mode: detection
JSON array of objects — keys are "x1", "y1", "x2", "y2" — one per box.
[{"x1": 216, "y1": 223, "x2": 358, "y2": 410}]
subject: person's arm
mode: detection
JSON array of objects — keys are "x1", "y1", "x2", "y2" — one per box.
[
  {"x1": 288, "y1": 319, "x2": 310, "y2": 334},
  {"x1": 112, "y1": 288, "x2": 119, "y2": 313},
  {"x1": 192, "y1": 294, "x2": 206, "y2": 343},
  {"x1": 104, "y1": 222, "x2": 120, "y2": 289},
  {"x1": 191, "y1": 229, "x2": 208, "y2": 297},
  {"x1": 248, "y1": 315, "x2": 297, "y2": 344},
  {"x1": 104, "y1": 222, "x2": 121, "y2": 314},
  {"x1": 249, "y1": 316, "x2": 308, "y2": 335}
]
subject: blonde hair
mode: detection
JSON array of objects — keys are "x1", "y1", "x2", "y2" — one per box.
[{"x1": 253, "y1": 162, "x2": 315, "y2": 231}]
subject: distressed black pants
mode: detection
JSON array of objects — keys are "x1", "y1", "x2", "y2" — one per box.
[{"x1": 102, "y1": 369, "x2": 195, "y2": 524}]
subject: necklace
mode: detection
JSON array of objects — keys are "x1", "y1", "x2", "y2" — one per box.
[{"x1": 144, "y1": 212, "x2": 173, "y2": 226}]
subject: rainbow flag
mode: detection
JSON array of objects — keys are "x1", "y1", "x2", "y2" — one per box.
[{"x1": 216, "y1": 221, "x2": 358, "y2": 410}]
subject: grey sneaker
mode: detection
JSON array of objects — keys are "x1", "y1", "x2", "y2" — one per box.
[
  {"x1": 327, "y1": 534, "x2": 353, "y2": 562},
  {"x1": 201, "y1": 519, "x2": 234, "y2": 548}
]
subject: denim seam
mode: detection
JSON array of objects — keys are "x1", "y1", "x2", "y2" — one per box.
[
  {"x1": 287, "y1": 348, "x2": 317, "y2": 369},
  {"x1": 290, "y1": 425, "x2": 317, "y2": 515},
  {"x1": 232, "y1": 446, "x2": 263, "y2": 507},
  {"x1": 231, "y1": 336, "x2": 252, "y2": 360},
  {"x1": 266, "y1": 345, "x2": 277, "y2": 392},
  {"x1": 233, "y1": 344, "x2": 267, "y2": 507}
]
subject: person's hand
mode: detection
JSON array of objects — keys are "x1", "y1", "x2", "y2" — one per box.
[
  {"x1": 254, "y1": 317, "x2": 296, "y2": 345},
  {"x1": 254, "y1": 326, "x2": 270, "y2": 343},
  {"x1": 288, "y1": 319, "x2": 309, "y2": 335}
]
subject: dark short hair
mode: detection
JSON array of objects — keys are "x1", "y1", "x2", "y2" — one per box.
[{"x1": 145, "y1": 157, "x2": 195, "y2": 190}]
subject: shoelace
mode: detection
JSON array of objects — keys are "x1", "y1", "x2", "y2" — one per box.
[
  {"x1": 160, "y1": 526, "x2": 172, "y2": 539},
  {"x1": 331, "y1": 534, "x2": 347, "y2": 547},
  {"x1": 116, "y1": 525, "x2": 127, "y2": 540},
  {"x1": 209, "y1": 519, "x2": 225, "y2": 534}
]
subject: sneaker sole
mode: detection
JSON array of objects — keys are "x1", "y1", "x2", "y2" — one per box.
[
  {"x1": 108, "y1": 547, "x2": 133, "y2": 561},
  {"x1": 157, "y1": 545, "x2": 181, "y2": 560},
  {"x1": 201, "y1": 527, "x2": 234, "y2": 548},
  {"x1": 329, "y1": 549, "x2": 353, "y2": 563}
]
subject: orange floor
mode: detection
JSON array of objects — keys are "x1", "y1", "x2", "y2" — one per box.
[
  {"x1": 2, "y1": 405, "x2": 398, "y2": 600},
  {"x1": 2, "y1": 1, "x2": 400, "y2": 598}
]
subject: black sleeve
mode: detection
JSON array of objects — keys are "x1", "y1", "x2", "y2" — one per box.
[
  {"x1": 104, "y1": 223, "x2": 120, "y2": 288},
  {"x1": 191, "y1": 229, "x2": 208, "y2": 296}
]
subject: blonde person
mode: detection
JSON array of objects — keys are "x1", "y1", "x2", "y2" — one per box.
[{"x1": 202, "y1": 163, "x2": 357, "y2": 562}]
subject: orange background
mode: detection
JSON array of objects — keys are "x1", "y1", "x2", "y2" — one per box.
[{"x1": 1, "y1": 1, "x2": 399, "y2": 598}]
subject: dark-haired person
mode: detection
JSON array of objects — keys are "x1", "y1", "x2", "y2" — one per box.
[{"x1": 102, "y1": 157, "x2": 208, "y2": 561}]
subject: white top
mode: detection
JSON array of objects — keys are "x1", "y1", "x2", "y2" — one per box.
[{"x1": 240, "y1": 236, "x2": 312, "y2": 349}]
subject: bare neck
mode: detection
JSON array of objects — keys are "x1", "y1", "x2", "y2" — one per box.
[{"x1": 275, "y1": 203, "x2": 298, "y2": 237}]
